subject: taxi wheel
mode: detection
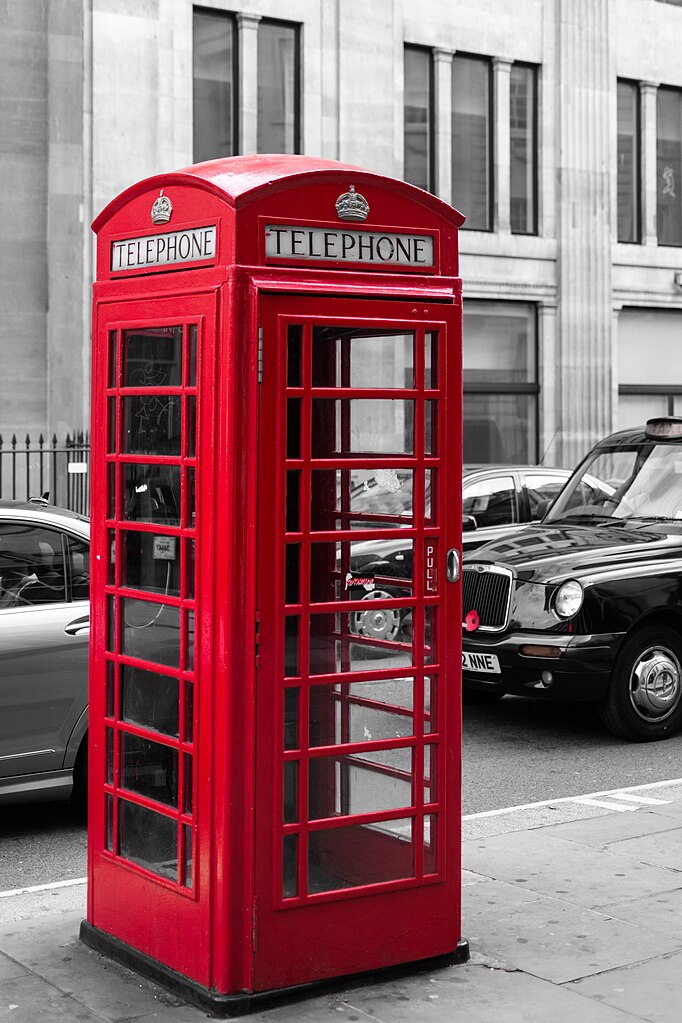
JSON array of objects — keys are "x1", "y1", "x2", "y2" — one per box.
[
  {"x1": 599, "y1": 625, "x2": 682, "y2": 741},
  {"x1": 352, "y1": 589, "x2": 403, "y2": 641}
]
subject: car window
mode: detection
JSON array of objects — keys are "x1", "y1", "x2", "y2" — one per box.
[
  {"x1": 66, "y1": 534, "x2": 90, "y2": 600},
  {"x1": 0, "y1": 522, "x2": 67, "y2": 607},
  {"x1": 462, "y1": 476, "x2": 517, "y2": 528},
  {"x1": 524, "y1": 473, "x2": 568, "y2": 518}
]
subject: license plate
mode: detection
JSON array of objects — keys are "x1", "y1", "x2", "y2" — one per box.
[{"x1": 462, "y1": 650, "x2": 501, "y2": 674}]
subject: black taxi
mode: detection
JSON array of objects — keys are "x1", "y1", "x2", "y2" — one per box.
[{"x1": 461, "y1": 417, "x2": 682, "y2": 742}]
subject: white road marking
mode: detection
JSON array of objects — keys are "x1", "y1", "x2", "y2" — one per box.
[
  {"x1": 0, "y1": 877, "x2": 86, "y2": 899},
  {"x1": 571, "y1": 797, "x2": 636, "y2": 812},
  {"x1": 605, "y1": 792, "x2": 669, "y2": 804},
  {"x1": 463, "y1": 776, "x2": 682, "y2": 820}
]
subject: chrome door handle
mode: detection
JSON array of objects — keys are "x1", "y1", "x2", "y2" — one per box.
[
  {"x1": 446, "y1": 549, "x2": 460, "y2": 583},
  {"x1": 65, "y1": 615, "x2": 90, "y2": 637}
]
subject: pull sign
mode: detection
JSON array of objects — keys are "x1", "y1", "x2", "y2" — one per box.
[{"x1": 425, "y1": 543, "x2": 438, "y2": 593}]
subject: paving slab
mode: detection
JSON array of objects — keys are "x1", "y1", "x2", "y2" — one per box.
[
  {"x1": 463, "y1": 830, "x2": 682, "y2": 909},
  {"x1": 600, "y1": 886, "x2": 682, "y2": 940},
  {"x1": 540, "y1": 808, "x2": 682, "y2": 849},
  {"x1": 600, "y1": 828, "x2": 682, "y2": 871},
  {"x1": 463, "y1": 878, "x2": 681, "y2": 984},
  {"x1": 570, "y1": 948, "x2": 682, "y2": 1023},
  {"x1": 0, "y1": 952, "x2": 29, "y2": 982},
  {"x1": 0, "y1": 972, "x2": 104, "y2": 1023}
]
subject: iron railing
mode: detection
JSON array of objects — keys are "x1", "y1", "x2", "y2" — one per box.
[{"x1": 0, "y1": 432, "x2": 90, "y2": 516}]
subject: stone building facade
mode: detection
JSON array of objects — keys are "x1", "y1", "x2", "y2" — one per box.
[{"x1": 3, "y1": 0, "x2": 682, "y2": 468}]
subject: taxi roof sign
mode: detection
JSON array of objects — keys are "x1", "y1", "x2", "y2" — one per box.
[{"x1": 645, "y1": 417, "x2": 682, "y2": 439}]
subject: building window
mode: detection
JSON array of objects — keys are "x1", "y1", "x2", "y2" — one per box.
[
  {"x1": 657, "y1": 86, "x2": 682, "y2": 246},
  {"x1": 193, "y1": 8, "x2": 237, "y2": 163},
  {"x1": 452, "y1": 55, "x2": 493, "y2": 230},
  {"x1": 463, "y1": 302, "x2": 538, "y2": 463},
  {"x1": 618, "y1": 308, "x2": 682, "y2": 425},
  {"x1": 510, "y1": 64, "x2": 537, "y2": 234},
  {"x1": 617, "y1": 80, "x2": 641, "y2": 243},
  {"x1": 257, "y1": 20, "x2": 300, "y2": 154},
  {"x1": 404, "y1": 45, "x2": 433, "y2": 192}
]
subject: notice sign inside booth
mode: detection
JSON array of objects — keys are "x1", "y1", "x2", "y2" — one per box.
[
  {"x1": 111, "y1": 226, "x2": 217, "y2": 272},
  {"x1": 264, "y1": 224, "x2": 434, "y2": 268}
]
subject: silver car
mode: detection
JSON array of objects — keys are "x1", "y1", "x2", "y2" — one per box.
[{"x1": 0, "y1": 499, "x2": 89, "y2": 806}]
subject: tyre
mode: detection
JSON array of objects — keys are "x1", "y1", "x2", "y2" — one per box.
[
  {"x1": 599, "y1": 625, "x2": 682, "y2": 741},
  {"x1": 351, "y1": 589, "x2": 404, "y2": 641}
]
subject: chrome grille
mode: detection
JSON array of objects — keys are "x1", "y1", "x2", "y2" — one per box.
[{"x1": 462, "y1": 565, "x2": 513, "y2": 632}]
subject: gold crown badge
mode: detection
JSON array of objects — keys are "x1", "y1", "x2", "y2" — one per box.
[{"x1": 335, "y1": 185, "x2": 369, "y2": 222}]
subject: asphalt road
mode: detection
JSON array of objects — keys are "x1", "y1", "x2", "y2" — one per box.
[{"x1": 3, "y1": 696, "x2": 682, "y2": 893}]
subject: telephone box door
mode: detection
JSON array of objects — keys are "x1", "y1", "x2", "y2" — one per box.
[{"x1": 254, "y1": 294, "x2": 462, "y2": 991}]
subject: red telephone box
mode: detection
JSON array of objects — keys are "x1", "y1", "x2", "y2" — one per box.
[{"x1": 82, "y1": 155, "x2": 468, "y2": 1013}]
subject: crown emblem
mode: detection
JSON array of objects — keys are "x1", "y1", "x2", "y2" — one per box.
[
  {"x1": 151, "y1": 190, "x2": 172, "y2": 225},
  {"x1": 335, "y1": 185, "x2": 369, "y2": 222}
]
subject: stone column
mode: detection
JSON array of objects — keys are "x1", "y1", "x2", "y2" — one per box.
[
  {"x1": 556, "y1": 0, "x2": 613, "y2": 466},
  {"x1": 238, "y1": 13, "x2": 261, "y2": 155},
  {"x1": 434, "y1": 49, "x2": 454, "y2": 205},
  {"x1": 640, "y1": 81, "x2": 659, "y2": 247},
  {"x1": 493, "y1": 57, "x2": 513, "y2": 235}
]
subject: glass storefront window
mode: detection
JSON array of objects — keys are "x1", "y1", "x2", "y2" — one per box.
[
  {"x1": 452, "y1": 55, "x2": 492, "y2": 230},
  {"x1": 257, "y1": 20, "x2": 299, "y2": 154},
  {"x1": 193, "y1": 8, "x2": 236, "y2": 162},
  {"x1": 510, "y1": 64, "x2": 537, "y2": 235},
  {"x1": 617, "y1": 80, "x2": 641, "y2": 243},
  {"x1": 404, "y1": 45, "x2": 433, "y2": 192},
  {"x1": 657, "y1": 87, "x2": 682, "y2": 246}
]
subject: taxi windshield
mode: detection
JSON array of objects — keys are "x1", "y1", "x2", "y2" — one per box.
[{"x1": 545, "y1": 442, "x2": 682, "y2": 523}]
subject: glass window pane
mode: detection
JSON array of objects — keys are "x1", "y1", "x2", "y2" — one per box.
[
  {"x1": 118, "y1": 799, "x2": 177, "y2": 881},
  {"x1": 123, "y1": 464, "x2": 180, "y2": 525},
  {"x1": 308, "y1": 818, "x2": 413, "y2": 893},
  {"x1": 510, "y1": 64, "x2": 537, "y2": 235},
  {"x1": 258, "y1": 21, "x2": 298, "y2": 154},
  {"x1": 121, "y1": 664, "x2": 179, "y2": 737},
  {"x1": 283, "y1": 834, "x2": 298, "y2": 898},
  {"x1": 66, "y1": 534, "x2": 89, "y2": 600},
  {"x1": 657, "y1": 87, "x2": 682, "y2": 246},
  {"x1": 0, "y1": 524, "x2": 66, "y2": 607},
  {"x1": 193, "y1": 9, "x2": 236, "y2": 162},
  {"x1": 309, "y1": 748, "x2": 412, "y2": 821},
  {"x1": 404, "y1": 46, "x2": 432, "y2": 191},
  {"x1": 618, "y1": 308, "x2": 682, "y2": 385},
  {"x1": 123, "y1": 327, "x2": 182, "y2": 388},
  {"x1": 462, "y1": 476, "x2": 518, "y2": 527},
  {"x1": 463, "y1": 301, "x2": 536, "y2": 383},
  {"x1": 121, "y1": 531, "x2": 180, "y2": 597},
  {"x1": 121, "y1": 733, "x2": 178, "y2": 807},
  {"x1": 464, "y1": 393, "x2": 537, "y2": 463},
  {"x1": 312, "y1": 329, "x2": 414, "y2": 389},
  {"x1": 311, "y1": 399, "x2": 415, "y2": 456},
  {"x1": 617, "y1": 80, "x2": 640, "y2": 243},
  {"x1": 309, "y1": 612, "x2": 414, "y2": 676},
  {"x1": 121, "y1": 597, "x2": 180, "y2": 667},
  {"x1": 311, "y1": 468, "x2": 415, "y2": 530},
  {"x1": 618, "y1": 393, "x2": 668, "y2": 430},
  {"x1": 452, "y1": 56, "x2": 491, "y2": 230},
  {"x1": 123, "y1": 395, "x2": 182, "y2": 455},
  {"x1": 309, "y1": 679, "x2": 414, "y2": 748}
]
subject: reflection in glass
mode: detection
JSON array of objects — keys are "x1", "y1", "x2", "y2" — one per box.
[
  {"x1": 284, "y1": 760, "x2": 298, "y2": 823},
  {"x1": 310, "y1": 613, "x2": 414, "y2": 675},
  {"x1": 186, "y1": 610, "x2": 195, "y2": 671},
  {"x1": 283, "y1": 834, "x2": 298, "y2": 898},
  {"x1": 193, "y1": 8, "x2": 236, "y2": 162},
  {"x1": 308, "y1": 818, "x2": 413, "y2": 893},
  {"x1": 309, "y1": 748, "x2": 412, "y2": 820},
  {"x1": 123, "y1": 395, "x2": 182, "y2": 455},
  {"x1": 118, "y1": 799, "x2": 177, "y2": 881},
  {"x1": 284, "y1": 687, "x2": 299, "y2": 749},
  {"x1": 121, "y1": 732, "x2": 178, "y2": 807},
  {"x1": 424, "y1": 814, "x2": 438, "y2": 874},
  {"x1": 312, "y1": 329, "x2": 414, "y2": 389},
  {"x1": 121, "y1": 532, "x2": 180, "y2": 597},
  {"x1": 257, "y1": 20, "x2": 298, "y2": 154},
  {"x1": 424, "y1": 676, "x2": 436, "y2": 733},
  {"x1": 311, "y1": 468, "x2": 414, "y2": 528},
  {"x1": 105, "y1": 794, "x2": 114, "y2": 851},
  {"x1": 404, "y1": 45, "x2": 432, "y2": 192},
  {"x1": 185, "y1": 468, "x2": 196, "y2": 529},
  {"x1": 312, "y1": 399, "x2": 414, "y2": 456},
  {"x1": 121, "y1": 598, "x2": 180, "y2": 667},
  {"x1": 424, "y1": 744, "x2": 437, "y2": 804},
  {"x1": 123, "y1": 464, "x2": 180, "y2": 525},
  {"x1": 124, "y1": 327, "x2": 182, "y2": 387},
  {"x1": 309, "y1": 678, "x2": 414, "y2": 747},
  {"x1": 121, "y1": 665, "x2": 179, "y2": 737}
]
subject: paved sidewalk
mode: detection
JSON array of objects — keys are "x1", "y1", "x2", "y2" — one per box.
[{"x1": 3, "y1": 795, "x2": 682, "y2": 1022}]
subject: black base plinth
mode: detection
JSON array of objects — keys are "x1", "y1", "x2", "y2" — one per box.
[{"x1": 80, "y1": 920, "x2": 470, "y2": 1018}]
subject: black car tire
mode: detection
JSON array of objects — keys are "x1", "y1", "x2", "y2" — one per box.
[
  {"x1": 599, "y1": 625, "x2": 682, "y2": 741},
  {"x1": 463, "y1": 689, "x2": 505, "y2": 706},
  {"x1": 351, "y1": 588, "x2": 404, "y2": 641}
]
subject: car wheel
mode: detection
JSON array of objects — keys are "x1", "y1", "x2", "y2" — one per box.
[
  {"x1": 463, "y1": 689, "x2": 505, "y2": 706},
  {"x1": 352, "y1": 589, "x2": 403, "y2": 641},
  {"x1": 599, "y1": 625, "x2": 682, "y2": 741}
]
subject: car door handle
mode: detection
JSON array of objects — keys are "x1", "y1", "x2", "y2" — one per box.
[
  {"x1": 446, "y1": 549, "x2": 460, "y2": 583},
  {"x1": 65, "y1": 614, "x2": 90, "y2": 637}
]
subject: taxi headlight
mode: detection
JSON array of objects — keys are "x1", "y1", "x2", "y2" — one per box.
[{"x1": 554, "y1": 580, "x2": 583, "y2": 618}]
